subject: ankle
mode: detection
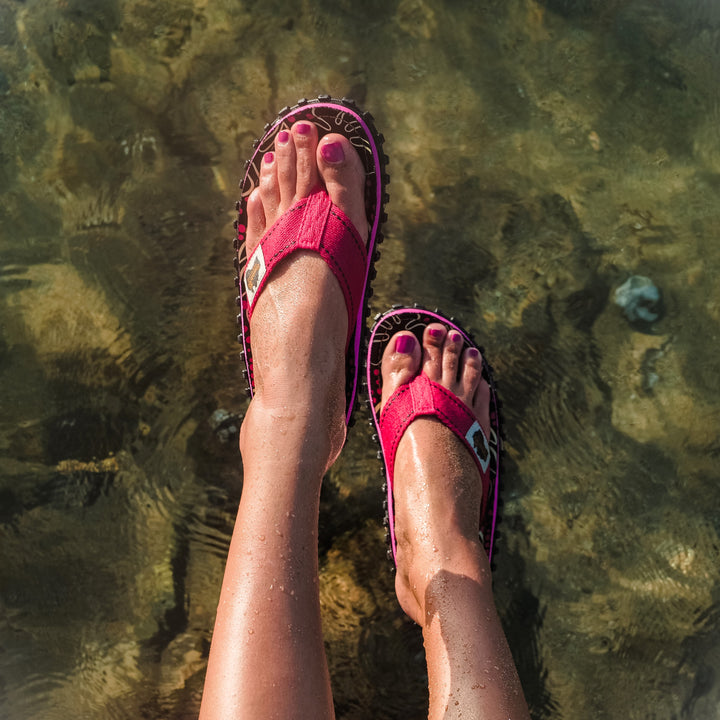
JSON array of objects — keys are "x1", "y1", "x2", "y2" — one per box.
[
  {"x1": 240, "y1": 397, "x2": 346, "y2": 477},
  {"x1": 394, "y1": 534, "x2": 487, "y2": 626}
]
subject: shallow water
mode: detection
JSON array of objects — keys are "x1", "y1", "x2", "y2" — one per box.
[{"x1": 1, "y1": 0, "x2": 720, "y2": 718}]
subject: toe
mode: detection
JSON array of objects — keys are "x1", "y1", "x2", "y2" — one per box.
[
  {"x1": 379, "y1": 332, "x2": 421, "y2": 411},
  {"x1": 461, "y1": 347, "x2": 483, "y2": 404},
  {"x1": 422, "y1": 323, "x2": 446, "y2": 381},
  {"x1": 441, "y1": 330, "x2": 464, "y2": 386},
  {"x1": 244, "y1": 188, "x2": 266, "y2": 256},
  {"x1": 274, "y1": 129, "x2": 297, "y2": 208},
  {"x1": 292, "y1": 121, "x2": 320, "y2": 197},
  {"x1": 317, "y1": 133, "x2": 368, "y2": 241},
  {"x1": 259, "y1": 150, "x2": 281, "y2": 221},
  {"x1": 460, "y1": 346, "x2": 492, "y2": 440}
]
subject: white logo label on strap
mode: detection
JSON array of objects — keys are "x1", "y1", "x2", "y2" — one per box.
[
  {"x1": 244, "y1": 246, "x2": 267, "y2": 307},
  {"x1": 465, "y1": 421, "x2": 490, "y2": 474}
]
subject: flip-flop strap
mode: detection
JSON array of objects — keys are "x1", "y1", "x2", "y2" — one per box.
[
  {"x1": 379, "y1": 373, "x2": 492, "y2": 493},
  {"x1": 244, "y1": 188, "x2": 367, "y2": 347}
]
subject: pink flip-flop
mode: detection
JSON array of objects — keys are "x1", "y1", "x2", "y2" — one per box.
[
  {"x1": 234, "y1": 96, "x2": 389, "y2": 425},
  {"x1": 366, "y1": 307, "x2": 502, "y2": 566}
]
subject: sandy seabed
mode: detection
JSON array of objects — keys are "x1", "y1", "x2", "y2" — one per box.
[{"x1": 1, "y1": 0, "x2": 720, "y2": 717}]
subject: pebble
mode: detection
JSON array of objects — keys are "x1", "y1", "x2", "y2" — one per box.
[{"x1": 614, "y1": 275, "x2": 662, "y2": 323}]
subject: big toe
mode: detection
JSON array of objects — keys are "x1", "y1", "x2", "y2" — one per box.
[
  {"x1": 317, "y1": 133, "x2": 368, "y2": 240},
  {"x1": 379, "y1": 332, "x2": 421, "y2": 411}
]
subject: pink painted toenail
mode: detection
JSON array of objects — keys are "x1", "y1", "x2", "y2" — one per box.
[
  {"x1": 451, "y1": 332, "x2": 461, "y2": 342},
  {"x1": 264, "y1": 152, "x2": 274, "y2": 164},
  {"x1": 321, "y1": 141, "x2": 345, "y2": 164},
  {"x1": 468, "y1": 347, "x2": 479, "y2": 357},
  {"x1": 395, "y1": 335, "x2": 415, "y2": 354},
  {"x1": 429, "y1": 328, "x2": 443, "y2": 338},
  {"x1": 278, "y1": 130, "x2": 289, "y2": 143},
  {"x1": 296, "y1": 122, "x2": 312, "y2": 135}
]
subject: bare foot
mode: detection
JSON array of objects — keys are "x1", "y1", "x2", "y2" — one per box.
[
  {"x1": 239, "y1": 121, "x2": 368, "y2": 472},
  {"x1": 377, "y1": 323, "x2": 492, "y2": 623},
  {"x1": 201, "y1": 120, "x2": 372, "y2": 720},
  {"x1": 377, "y1": 325, "x2": 530, "y2": 720}
]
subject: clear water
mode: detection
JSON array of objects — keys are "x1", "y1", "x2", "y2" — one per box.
[{"x1": 1, "y1": 0, "x2": 719, "y2": 718}]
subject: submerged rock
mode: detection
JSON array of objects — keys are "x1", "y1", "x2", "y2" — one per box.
[
  {"x1": 209, "y1": 408, "x2": 239, "y2": 443},
  {"x1": 614, "y1": 275, "x2": 663, "y2": 324}
]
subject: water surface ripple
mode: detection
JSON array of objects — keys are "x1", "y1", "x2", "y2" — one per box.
[{"x1": 1, "y1": 0, "x2": 719, "y2": 717}]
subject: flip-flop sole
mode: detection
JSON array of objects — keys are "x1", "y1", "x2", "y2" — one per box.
[
  {"x1": 366, "y1": 306, "x2": 502, "y2": 566},
  {"x1": 234, "y1": 96, "x2": 389, "y2": 426}
]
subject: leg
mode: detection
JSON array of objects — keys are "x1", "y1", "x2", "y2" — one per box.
[
  {"x1": 200, "y1": 121, "x2": 368, "y2": 720},
  {"x1": 379, "y1": 325, "x2": 531, "y2": 720}
]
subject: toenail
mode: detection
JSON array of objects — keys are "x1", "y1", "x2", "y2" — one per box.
[
  {"x1": 450, "y1": 332, "x2": 461, "y2": 342},
  {"x1": 468, "y1": 347, "x2": 479, "y2": 358},
  {"x1": 296, "y1": 122, "x2": 312, "y2": 135},
  {"x1": 278, "y1": 130, "x2": 290, "y2": 144},
  {"x1": 264, "y1": 152, "x2": 275, "y2": 164},
  {"x1": 429, "y1": 327, "x2": 443, "y2": 338},
  {"x1": 321, "y1": 141, "x2": 345, "y2": 164},
  {"x1": 395, "y1": 335, "x2": 415, "y2": 354}
]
